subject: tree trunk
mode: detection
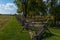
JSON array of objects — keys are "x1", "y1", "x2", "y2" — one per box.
[{"x1": 53, "y1": 16, "x2": 56, "y2": 27}]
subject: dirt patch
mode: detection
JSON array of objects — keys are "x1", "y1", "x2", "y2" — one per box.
[{"x1": 0, "y1": 16, "x2": 11, "y2": 28}]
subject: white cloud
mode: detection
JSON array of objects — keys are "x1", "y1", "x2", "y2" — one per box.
[
  {"x1": 0, "y1": 4, "x2": 4, "y2": 7},
  {"x1": 5, "y1": 3, "x2": 17, "y2": 10},
  {"x1": 0, "y1": 4, "x2": 5, "y2": 8},
  {"x1": 0, "y1": 3, "x2": 17, "y2": 10}
]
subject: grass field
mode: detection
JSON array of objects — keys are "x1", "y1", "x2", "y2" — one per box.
[
  {"x1": 42, "y1": 28, "x2": 60, "y2": 40},
  {"x1": 0, "y1": 16, "x2": 31, "y2": 40},
  {"x1": 0, "y1": 15, "x2": 60, "y2": 40},
  {"x1": 0, "y1": 15, "x2": 11, "y2": 27}
]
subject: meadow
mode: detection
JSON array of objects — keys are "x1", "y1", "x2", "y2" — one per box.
[
  {"x1": 0, "y1": 15, "x2": 60, "y2": 40},
  {"x1": 0, "y1": 15, "x2": 31, "y2": 40}
]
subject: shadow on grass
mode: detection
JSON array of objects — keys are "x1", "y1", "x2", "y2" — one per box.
[
  {"x1": 42, "y1": 32, "x2": 57, "y2": 40},
  {"x1": 50, "y1": 24, "x2": 60, "y2": 29},
  {"x1": 35, "y1": 32, "x2": 59, "y2": 40}
]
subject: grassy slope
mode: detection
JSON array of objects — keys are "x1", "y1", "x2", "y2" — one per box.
[
  {"x1": 0, "y1": 16, "x2": 31, "y2": 40},
  {"x1": 43, "y1": 28, "x2": 60, "y2": 40}
]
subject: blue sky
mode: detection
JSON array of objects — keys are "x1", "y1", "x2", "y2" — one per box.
[{"x1": 0, "y1": 0, "x2": 17, "y2": 14}]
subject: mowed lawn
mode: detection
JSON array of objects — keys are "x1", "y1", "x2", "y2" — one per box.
[
  {"x1": 43, "y1": 28, "x2": 60, "y2": 40},
  {"x1": 0, "y1": 16, "x2": 31, "y2": 40}
]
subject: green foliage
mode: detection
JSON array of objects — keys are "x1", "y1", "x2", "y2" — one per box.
[
  {"x1": 14, "y1": 0, "x2": 60, "y2": 16},
  {"x1": 14, "y1": 0, "x2": 23, "y2": 13},
  {"x1": 14, "y1": 0, "x2": 47, "y2": 16}
]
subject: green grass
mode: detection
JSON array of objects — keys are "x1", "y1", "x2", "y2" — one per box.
[
  {"x1": 0, "y1": 16, "x2": 31, "y2": 40},
  {"x1": 0, "y1": 16, "x2": 60, "y2": 40},
  {"x1": 43, "y1": 28, "x2": 60, "y2": 40}
]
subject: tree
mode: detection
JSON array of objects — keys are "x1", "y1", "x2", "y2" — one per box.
[
  {"x1": 14, "y1": 0, "x2": 47, "y2": 17},
  {"x1": 14, "y1": 0, "x2": 60, "y2": 27},
  {"x1": 50, "y1": 0, "x2": 59, "y2": 27}
]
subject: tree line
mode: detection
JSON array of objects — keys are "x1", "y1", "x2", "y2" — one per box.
[{"x1": 14, "y1": 0, "x2": 60, "y2": 27}]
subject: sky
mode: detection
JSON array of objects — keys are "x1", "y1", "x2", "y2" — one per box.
[
  {"x1": 0, "y1": 0, "x2": 18, "y2": 14},
  {"x1": 0, "y1": 0, "x2": 59, "y2": 14}
]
